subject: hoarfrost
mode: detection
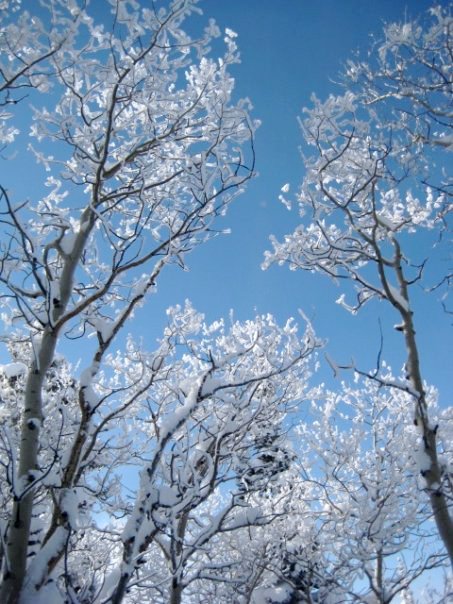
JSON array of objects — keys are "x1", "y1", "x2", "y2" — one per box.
[
  {"x1": 415, "y1": 446, "x2": 431, "y2": 473},
  {"x1": 388, "y1": 284, "x2": 409, "y2": 311},
  {"x1": 59, "y1": 230, "x2": 77, "y2": 255},
  {"x1": 0, "y1": 362, "x2": 27, "y2": 378},
  {"x1": 252, "y1": 584, "x2": 292, "y2": 604}
]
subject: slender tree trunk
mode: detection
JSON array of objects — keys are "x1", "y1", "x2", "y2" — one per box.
[
  {"x1": 375, "y1": 548, "x2": 384, "y2": 604},
  {"x1": 170, "y1": 578, "x2": 183, "y2": 604},
  {"x1": 397, "y1": 269, "x2": 453, "y2": 567},
  {"x1": 1, "y1": 328, "x2": 58, "y2": 603},
  {"x1": 0, "y1": 214, "x2": 94, "y2": 603},
  {"x1": 169, "y1": 512, "x2": 188, "y2": 604}
]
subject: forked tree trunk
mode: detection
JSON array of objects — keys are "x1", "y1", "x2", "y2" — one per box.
[
  {"x1": 0, "y1": 217, "x2": 94, "y2": 603},
  {"x1": 1, "y1": 329, "x2": 58, "y2": 604}
]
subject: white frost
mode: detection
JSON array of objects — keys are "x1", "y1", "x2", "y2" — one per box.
[
  {"x1": 59, "y1": 230, "x2": 77, "y2": 255},
  {"x1": 159, "y1": 378, "x2": 202, "y2": 440},
  {"x1": 252, "y1": 584, "x2": 292, "y2": 604},
  {"x1": 225, "y1": 27, "x2": 238, "y2": 38},
  {"x1": 415, "y1": 446, "x2": 431, "y2": 473},
  {"x1": 132, "y1": 274, "x2": 151, "y2": 297},
  {"x1": 61, "y1": 488, "x2": 84, "y2": 528},
  {"x1": 91, "y1": 317, "x2": 115, "y2": 342},
  {"x1": 158, "y1": 485, "x2": 180, "y2": 507},
  {"x1": 0, "y1": 362, "x2": 27, "y2": 378},
  {"x1": 376, "y1": 213, "x2": 396, "y2": 231},
  {"x1": 388, "y1": 284, "x2": 409, "y2": 311}
]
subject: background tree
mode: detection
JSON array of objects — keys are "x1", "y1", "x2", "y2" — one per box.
[
  {"x1": 264, "y1": 4, "x2": 453, "y2": 566},
  {"x1": 0, "y1": 304, "x2": 317, "y2": 603},
  {"x1": 296, "y1": 375, "x2": 448, "y2": 603},
  {"x1": 103, "y1": 307, "x2": 316, "y2": 604},
  {"x1": 183, "y1": 473, "x2": 325, "y2": 604}
]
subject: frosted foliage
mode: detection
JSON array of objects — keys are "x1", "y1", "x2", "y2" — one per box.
[
  {"x1": 1, "y1": 1, "x2": 450, "y2": 601},
  {"x1": 295, "y1": 375, "x2": 448, "y2": 601},
  {"x1": 181, "y1": 479, "x2": 324, "y2": 603},
  {"x1": 264, "y1": 8, "x2": 453, "y2": 574},
  {"x1": 0, "y1": 0, "x2": 257, "y2": 347},
  {"x1": 0, "y1": 1, "x2": 319, "y2": 602},
  {"x1": 264, "y1": 7, "x2": 452, "y2": 314},
  {"x1": 99, "y1": 307, "x2": 317, "y2": 602},
  {"x1": 0, "y1": 299, "x2": 317, "y2": 603}
]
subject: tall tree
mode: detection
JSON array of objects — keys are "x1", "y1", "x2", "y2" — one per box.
[
  {"x1": 0, "y1": 1, "x2": 319, "y2": 602},
  {"x1": 264, "y1": 5, "x2": 453, "y2": 565}
]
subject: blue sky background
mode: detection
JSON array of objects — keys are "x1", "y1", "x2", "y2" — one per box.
[
  {"x1": 2, "y1": 0, "x2": 451, "y2": 407},
  {"x1": 146, "y1": 0, "x2": 451, "y2": 405},
  {"x1": 0, "y1": 3, "x2": 449, "y2": 594}
]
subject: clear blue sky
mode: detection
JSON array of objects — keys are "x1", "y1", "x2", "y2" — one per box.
[
  {"x1": 147, "y1": 0, "x2": 451, "y2": 404},
  {"x1": 3, "y1": 0, "x2": 451, "y2": 406}
]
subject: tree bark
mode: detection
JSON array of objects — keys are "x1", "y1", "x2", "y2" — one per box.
[
  {"x1": 170, "y1": 578, "x2": 183, "y2": 604},
  {"x1": 397, "y1": 266, "x2": 453, "y2": 567},
  {"x1": 0, "y1": 214, "x2": 94, "y2": 603},
  {"x1": 1, "y1": 328, "x2": 58, "y2": 604}
]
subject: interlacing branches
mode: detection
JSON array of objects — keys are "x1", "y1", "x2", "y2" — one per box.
[{"x1": 264, "y1": 4, "x2": 453, "y2": 569}]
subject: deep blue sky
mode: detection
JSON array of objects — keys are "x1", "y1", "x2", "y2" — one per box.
[
  {"x1": 149, "y1": 0, "x2": 451, "y2": 403},
  {"x1": 2, "y1": 0, "x2": 451, "y2": 405}
]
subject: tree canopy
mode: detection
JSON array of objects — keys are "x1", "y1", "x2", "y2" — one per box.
[{"x1": 0, "y1": 1, "x2": 451, "y2": 603}]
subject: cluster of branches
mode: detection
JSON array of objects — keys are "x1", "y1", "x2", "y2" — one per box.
[{"x1": 264, "y1": 2, "x2": 453, "y2": 574}]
